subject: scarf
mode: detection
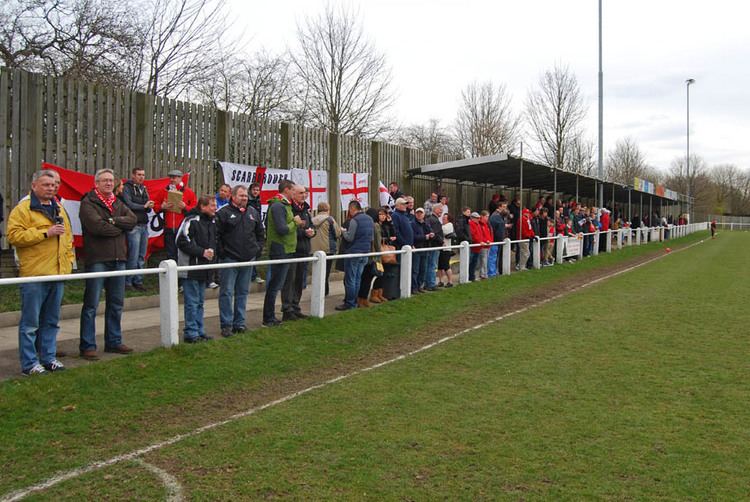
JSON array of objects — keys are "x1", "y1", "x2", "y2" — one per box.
[{"x1": 95, "y1": 188, "x2": 116, "y2": 214}]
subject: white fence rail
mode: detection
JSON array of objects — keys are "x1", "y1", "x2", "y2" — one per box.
[
  {"x1": 715, "y1": 222, "x2": 750, "y2": 231},
  {"x1": 0, "y1": 223, "x2": 709, "y2": 347}
]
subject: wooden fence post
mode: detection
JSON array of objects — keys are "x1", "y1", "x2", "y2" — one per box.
[
  {"x1": 280, "y1": 122, "x2": 292, "y2": 169},
  {"x1": 401, "y1": 146, "x2": 412, "y2": 195},
  {"x1": 134, "y1": 92, "x2": 153, "y2": 174},
  {"x1": 369, "y1": 141, "x2": 381, "y2": 209},
  {"x1": 329, "y1": 132, "x2": 340, "y2": 221}
]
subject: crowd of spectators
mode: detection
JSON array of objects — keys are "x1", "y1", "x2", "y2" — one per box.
[{"x1": 5, "y1": 172, "x2": 683, "y2": 376}]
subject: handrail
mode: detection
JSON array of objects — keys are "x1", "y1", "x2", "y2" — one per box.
[{"x1": 0, "y1": 222, "x2": 709, "y2": 348}]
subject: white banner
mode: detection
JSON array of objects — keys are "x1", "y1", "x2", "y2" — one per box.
[
  {"x1": 339, "y1": 172, "x2": 369, "y2": 208},
  {"x1": 219, "y1": 161, "x2": 291, "y2": 225},
  {"x1": 291, "y1": 168, "x2": 329, "y2": 210},
  {"x1": 564, "y1": 235, "x2": 582, "y2": 257}
]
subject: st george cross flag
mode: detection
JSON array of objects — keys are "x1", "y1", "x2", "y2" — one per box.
[
  {"x1": 218, "y1": 161, "x2": 290, "y2": 225},
  {"x1": 44, "y1": 163, "x2": 189, "y2": 255},
  {"x1": 339, "y1": 172, "x2": 369, "y2": 208},
  {"x1": 290, "y1": 168, "x2": 328, "y2": 209},
  {"x1": 378, "y1": 181, "x2": 394, "y2": 208}
]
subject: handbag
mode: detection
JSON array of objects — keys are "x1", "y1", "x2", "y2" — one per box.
[
  {"x1": 380, "y1": 243, "x2": 397, "y2": 264},
  {"x1": 371, "y1": 261, "x2": 384, "y2": 277}
]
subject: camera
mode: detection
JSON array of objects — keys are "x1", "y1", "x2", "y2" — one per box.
[{"x1": 54, "y1": 216, "x2": 64, "y2": 225}]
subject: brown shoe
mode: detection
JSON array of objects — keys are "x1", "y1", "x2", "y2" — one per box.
[
  {"x1": 80, "y1": 350, "x2": 99, "y2": 361},
  {"x1": 357, "y1": 298, "x2": 370, "y2": 308},
  {"x1": 375, "y1": 288, "x2": 388, "y2": 302},
  {"x1": 104, "y1": 344, "x2": 134, "y2": 354},
  {"x1": 369, "y1": 290, "x2": 382, "y2": 304}
]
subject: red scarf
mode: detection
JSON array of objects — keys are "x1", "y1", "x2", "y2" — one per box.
[{"x1": 95, "y1": 188, "x2": 116, "y2": 214}]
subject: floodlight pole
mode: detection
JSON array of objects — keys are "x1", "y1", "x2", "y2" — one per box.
[
  {"x1": 686, "y1": 78, "x2": 695, "y2": 222},
  {"x1": 597, "y1": 0, "x2": 604, "y2": 209}
]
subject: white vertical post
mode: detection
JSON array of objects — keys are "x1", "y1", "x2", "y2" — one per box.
[
  {"x1": 158, "y1": 259, "x2": 179, "y2": 347},
  {"x1": 592, "y1": 231, "x2": 600, "y2": 256},
  {"x1": 532, "y1": 237, "x2": 541, "y2": 269},
  {"x1": 578, "y1": 234, "x2": 584, "y2": 260},
  {"x1": 606, "y1": 229, "x2": 612, "y2": 253},
  {"x1": 555, "y1": 235, "x2": 564, "y2": 264},
  {"x1": 617, "y1": 228, "x2": 623, "y2": 249},
  {"x1": 310, "y1": 251, "x2": 327, "y2": 318},
  {"x1": 400, "y1": 245, "x2": 413, "y2": 298},
  {"x1": 459, "y1": 241, "x2": 470, "y2": 284},
  {"x1": 659, "y1": 226, "x2": 664, "y2": 242},
  {"x1": 502, "y1": 238, "x2": 512, "y2": 275},
  {"x1": 636, "y1": 228, "x2": 641, "y2": 245}
]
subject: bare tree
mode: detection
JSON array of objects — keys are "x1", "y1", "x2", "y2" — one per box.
[
  {"x1": 525, "y1": 64, "x2": 587, "y2": 170},
  {"x1": 134, "y1": 0, "x2": 230, "y2": 98},
  {"x1": 1, "y1": 0, "x2": 140, "y2": 86},
  {"x1": 395, "y1": 119, "x2": 459, "y2": 155},
  {"x1": 454, "y1": 81, "x2": 520, "y2": 157},
  {"x1": 605, "y1": 137, "x2": 649, "y2": 184},
  {"x1": 290, "y1": 5, "x2": 393, "y2": 137},
  {"x1": 665, "y1": 154, "x2": 712, "y2": 216},
  {"x1": 566, "y1": 135, "x2": 596, "y2": 175}
]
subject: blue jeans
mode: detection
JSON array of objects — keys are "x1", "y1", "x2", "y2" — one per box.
[
  {"x1": 219, "y1": 258, "x2": 252, "y2": 329},
  {"x1": 80, "y1": 261, "x2": 126, "y2": 352},
  {"x1": 344, "y1": 257, "x2": 368, "y2": 307},
  {"x1": 263, "y1": 259, "x2": 291, "y2": 323},
  {"x1": 411, "y1": 252, "x2": 424, "y2": 292},
  {"x1": 183, "y1": 279, "x2": 206, "y2": 340},
  {"x1": 424, "y1": 250, "x2": 439, "y2": 288},
  {"x1": 19, "y1": 281, "x2": 64, "y2": 371},
  {"x1": 487, "y1": 246, "x2": 499, "y2": 277},
  {"x1": 126, "y1": 224, "x2": 149, "y2": 286}
]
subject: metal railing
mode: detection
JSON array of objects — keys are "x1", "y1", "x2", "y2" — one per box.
[{"x1": 0, "y1": 222, "x2": 709, "y2": 347}]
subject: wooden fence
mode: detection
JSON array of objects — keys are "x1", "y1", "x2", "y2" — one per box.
[{"x1": 1, "y1": 67, "x2": 477, "y2": 249}]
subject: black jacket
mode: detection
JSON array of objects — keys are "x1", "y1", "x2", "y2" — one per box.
[
  {"x1": 489, "y1": 211, "x2": 506, "y2": 242},
  {"x1": 121, "y1": 180, "x2": 150, "y2": 224},
  {"x1": 177, "y1": 209, "x2": 217, "y2": 281},
  {"x1": 292, "y1": 201, "x2": 314, "y2": 257},
  {"x1": 425, "y1": 214, "x2": 444, "y2": 247},
  {"x1": 248, "y1": 195, "x2": 261, "y2": 215},
  {"x1": 455, "y1": 215, "x2": 471, "y2": 243},
  {"x1": 411, "y1": 219, "x2": 430, "y2": 249},
  {"x1": 215, "y1": 202, "x2": 265, "y2": 262}
]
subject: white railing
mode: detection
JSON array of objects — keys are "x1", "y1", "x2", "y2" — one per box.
[
  {"x1": 715, "y1": 222, "x2": 750, "y2": 231},
  {"x1": 0, "y1": 222, "x2": 709, "y2": 347}
]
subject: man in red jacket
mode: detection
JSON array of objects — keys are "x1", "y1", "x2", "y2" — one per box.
[
  {"x1": 152, "y1": 169, "x2": 197, "y2": 261},
  {"x1": 517, "y1": 207, "x2": 535, "y2": 271}
]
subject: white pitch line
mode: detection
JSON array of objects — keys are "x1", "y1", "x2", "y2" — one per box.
[
  {"x1": 0, "y1": 240, "x2": 703, "y2": 502},
  {"x1": 133, "y1": 459, "x2": 185, "y2": 502}
]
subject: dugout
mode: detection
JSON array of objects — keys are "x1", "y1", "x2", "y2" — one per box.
[{"x1": 407, "y1": 153, "x2": 689, "y2": 221}]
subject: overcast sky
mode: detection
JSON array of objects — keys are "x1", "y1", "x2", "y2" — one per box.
[{"x1": 228, "y1": 0, "x2": 750, "y2": 174}]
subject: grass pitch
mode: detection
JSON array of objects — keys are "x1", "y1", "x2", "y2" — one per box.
[{"x1": 2, "y1": 231, "x2": 748, "y2": 500}]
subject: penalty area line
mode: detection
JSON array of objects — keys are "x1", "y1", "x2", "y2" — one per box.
[{"x1": 0, "y1": 239, "x2": 703, "y2": 502}]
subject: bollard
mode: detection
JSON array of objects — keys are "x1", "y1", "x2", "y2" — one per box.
[
  {"x1": 617, "y1": 228, "x2": 623, "y2": 249},
  {"x1": 158, "y1": 259, "x2": 179, "y2": 347},
  {"x1": 310, "y1": 251, "x2": 327, "y2": 318},
  {"x1": 592, "y1": 231, "x2": 600, "y2": 256},
  {"x1": 459, "y1": 241, "x2": 470, "y2": 284},
  {"x1": 555, "y1": 234, "x2": 564, "y2": 264},
  {"x1": 400, "y1": 245, "x2": 413, "y2": 298},
  {"x1": 606, "y1": 229, "x2": 612, "y2": 253},
  {"x1": 532, "y1": 237, "x2": 541, "y2": 269},
  {"x1": 502, "y1": 238, "x2": 512, "y2": 275},
  {"x1": 636, "y1": 228, "x2": 641, "y2": 245}
]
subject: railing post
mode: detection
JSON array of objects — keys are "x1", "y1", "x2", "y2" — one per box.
[
  {"x1": 459, "y1": 240, "x2": 470, "y2": 284},
  {"x1": 400, "y1": 245, "x2": 413, "y2": 298},
  {"x1": 592, "y1": 231, "x2": 600, "y2": 256},
  {"x1": 555, "y1": 235, "x2": 564, "y2": 264},
  {"x1": 606, "y1": 229, "x2": 612, "y2": 253},
  {"x1": 617, "y1": 228, "x2": 623, "y2": 249},
  {"x1": 578, "y1": 234, "x2": 584, "y2": 260},
  {"x1": 636, "y1": 228, "x2": 641, "y2": 245},
  {"x1": 532, "y1": 237, "x2": 541, "y2": 269},
  {"x1": 158, "y1": 260, "x2": 179, "y2": 347},
  {"x1": 659, "y1": 226, "x2": 664, "y2": 242},
  {"x1": 502, "y1": 238, "x2": 512, "y2": 274},
  {"x1": 310, "y1": 251, "x2": 327, "y2": 318}
]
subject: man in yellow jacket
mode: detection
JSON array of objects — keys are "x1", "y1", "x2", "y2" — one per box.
[{"x1": 7, "y1": 169, "x2": 74, "y2": 376}]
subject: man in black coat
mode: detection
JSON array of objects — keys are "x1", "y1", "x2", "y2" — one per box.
[
  {"x1": 281, "y1": 185, "x2": 315, "y2": 321},
  {"x1": 215, "y1": 185, "x2": 265, "y2": 337},
  {"x1": 177, "y1": 195, "x2": 217, "y2": 343}
]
